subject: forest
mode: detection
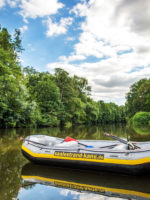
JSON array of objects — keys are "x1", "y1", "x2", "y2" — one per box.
[
  {"x1": 0, "y1": 27, "x2": 149, "y2": 128},
  {"x1": 126, "y1": 78, "x2": 150, "y2": 127}
]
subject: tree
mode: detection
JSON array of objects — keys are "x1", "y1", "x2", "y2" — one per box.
[
  {"x1": 13, "y1": 29, "x2": 24, "y2": 53},
  {"x1": 73, "y1": 75, "x2": 91, "y2": 101},
  {"x1": 55, "y1": 68, "x2": 92, "y2": 125},
  {"x1": 0, "y1": 27, "x2": 39, "y2": 127},
  {"x1": 97, "y1": 101, "x2": 110, "y2": 124},
  {"x1": 131, "y1": 112, "x2": 150, "y2": 126},
  {"x1": 126, "y1": 79, "x2": 150, "y2": 117},
  {"x1": 24, "y1": 69, "x2": 60, "y2": 126},
  {"x1": 0, "y1": 26, "x2": 127, "y2": 128},
  {"x1": 97, "y1": 101, "x2": 125, "y2": 124},
  {"x1": 85, "y1": 98, "x2": 99, "y2": 124}
]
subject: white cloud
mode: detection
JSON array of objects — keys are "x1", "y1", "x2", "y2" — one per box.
[
  {"x1": 66, "y1": 37, "x2": 75, "y2": 41},
  {"x1": 0, "y1": 0, "x2": 64, "y2": 18},
  {"x1": 0, "y1": 0, "x2": 20, "y2": 8},
  {"x1": 3, "y1": 0, "x2": 148, "y2": 105},
  {"x1": 47, "y1": 52, "x2": 150, "y2": 105},
  {"x1": 0, "y1": 0, "x2": 5, "y2": 8},
  {"x1": 19, "y1": 25, "x2": 28, "y2": 33},
  {"x1": 7, "y1": 0, "x2": 19, "y2": 7},
  {"x1": 71, "y1": 0, "x2": 150, "y2": 57},
  {"x1": 59, "y1": 54, "x2": 86, "y2": 62},
  {"x1": 46, "y1": 0, "x2": 150, "y2": 105},
  {"x1": 115, "y1": 0, "x2": 150, "y2": 36},
  {"x1": 19, "y1": 0, "x2": 64, "y2": 20},
  {"x1": 60, "y1": 188, "x2": 121, "y2": 200},
  {"x1": 70, "y1": 1, "x2": 89, "y2": 17},
  {"x1": 45, "y1": 17, "x2": 73, "y2": 37},
  {"x1": 74, "y1": 32, "x2": 117, "y2": 58}
]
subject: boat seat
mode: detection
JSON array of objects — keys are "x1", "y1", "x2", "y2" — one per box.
[
  {"x1": 27, "y1": 135, "x2": 63, "y2": 147},
  {"x1": 48, "y1": 140, "x2": 62, "y2": 147},
  {"x1": 54, "y1": 141, "x2": 78, "y2": 148},
  {"x1": 113, "y1": 144, "x2": 128, "y2": 150}
]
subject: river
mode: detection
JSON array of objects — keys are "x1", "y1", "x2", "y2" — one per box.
[{"x1": 0, "y1": 124, "x2": 150, "y2": 200}]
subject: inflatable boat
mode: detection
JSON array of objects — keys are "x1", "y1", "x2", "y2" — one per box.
[
  {"x1": 21, "y1": 134, "x2": 150, "y2": 174},
  {"x1": 21, "y1": 163, "x2": 150, "y2": 200}
]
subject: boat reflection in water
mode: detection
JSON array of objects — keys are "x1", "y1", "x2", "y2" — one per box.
[{"x1": 21, "y1": 163, "x2": 150, "y2": 200}]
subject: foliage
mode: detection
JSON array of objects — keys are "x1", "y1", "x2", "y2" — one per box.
[
  {"x1": 24, "y1": 70, "x2": 60, "y2": 126},
  {"x1": 130, "y1": 112, "x2": 150, "y2": 135},
  {"x1": 131, "y1": 125, "x2": 150, "y2": 135},
  {"x1": 126, "y1": 79, "x2": 150, "y2": 117},
  {"x1": 126, "y1": 79, "x2": 150, "y2": 130},
  {"x1": 131, "y1": 112, "x2": 150, "y2": 126},
  {"x1": 0, "y1": 135, "x2": 27, "y2": 200},
  {"x1": 0, "y1": 26, "x2": 126, "y2": 128},
  {"x1": 0, "y1": 27, "x2": 39, "y2": 128},
  {"x1": 85, "y1": 98, "x2": 99, "y2": 124},
  {"x1": 97, "y1": 101, "x2": 126, "y2": 124}
]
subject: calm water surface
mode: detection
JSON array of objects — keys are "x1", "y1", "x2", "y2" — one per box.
[{"x1": 0, "y1": 124, "x2": 150, "y2": 200}]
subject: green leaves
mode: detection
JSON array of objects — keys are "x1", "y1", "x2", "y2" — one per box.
[
  {"x1": 131, "y1": 112, "x2": 150, "y2": 126},
  {"x1": 126, "y1": 79, "x2": 150, "y2": 117},
  {"x1": 0, "y1": 26, "x2": 126, "y2": 128},
  {"x1": 97, "y1": 101, "x2": 126, "y2": 124},
  {"x1": 0, "y1": 27, "x2": 38, "y2": 128}
]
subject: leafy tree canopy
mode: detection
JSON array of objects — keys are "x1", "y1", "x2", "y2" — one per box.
[
  {"x1": 126, "y1": 79, "x2": 150, "y2": 117},
  {"x1": 0, "y1": 26, "x2": 126, "y2": 128}
]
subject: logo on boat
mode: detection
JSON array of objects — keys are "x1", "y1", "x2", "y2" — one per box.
[
  {"x1": 54, "y1": 181, "x2": 105, "y2": 193},
  {"x1": 54, "y1": 151, "x2": 104, "y2": 160}
]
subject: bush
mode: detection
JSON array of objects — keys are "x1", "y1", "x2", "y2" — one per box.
[{"x1": 131, "y1": 112, "x2": 150, "y2": 126}]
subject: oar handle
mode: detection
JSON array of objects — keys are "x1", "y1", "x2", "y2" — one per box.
[
  {"x1": 104, "y1": 133, "x2": 140, "y2": 150},
  {"x1": 104, "y1": 133, "x2": 127, "y2": 145}
]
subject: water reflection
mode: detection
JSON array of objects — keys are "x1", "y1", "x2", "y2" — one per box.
[
  {"x1": 0, "y1": 124, "x2": 150, "y2": 200},
  {"x1": 1, "y1": 124, "x2": 149, "y2": 141},
  {"x1": 0, "y1": 137, "x2": 27, "y2": 200},
  {"x1": 20, "y1": 163, "x2": 150, "y2": 200},
  {"x1": 132, "y1": 125, "x2": 150, "y2": 135}
]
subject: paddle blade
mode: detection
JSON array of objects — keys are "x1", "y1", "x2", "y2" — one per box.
[{"x1": 65, "y1": 137, "x2": 78, "y2": 142}]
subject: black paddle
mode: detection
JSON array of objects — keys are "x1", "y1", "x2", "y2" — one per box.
[{"x1": 104, "y1": 133, "x2": 140, "y2": 150}]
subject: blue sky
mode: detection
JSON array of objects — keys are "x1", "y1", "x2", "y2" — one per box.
[
  {"x1": 0, "y1": 0, "x2": 150, "y2": 105},
  {"x1": 18, "y1": 183, "x2": 110, "y2": 200}
]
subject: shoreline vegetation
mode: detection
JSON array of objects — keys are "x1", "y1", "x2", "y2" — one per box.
[{"x1": 0, "y1": 27, "x2": 150, "y2": 129}]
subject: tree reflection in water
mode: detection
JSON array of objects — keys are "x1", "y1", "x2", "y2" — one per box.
[{"x1": 0, "y1": 124, "x2": 150, "y2": 200}]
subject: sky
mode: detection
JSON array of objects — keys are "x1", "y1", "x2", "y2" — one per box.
[
  {"x1": 0, "y1": 0, "x2": 150, "y2": 105},
  {"x1": 18, "y1": 183, "x2": 121, "y2": 200}
]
